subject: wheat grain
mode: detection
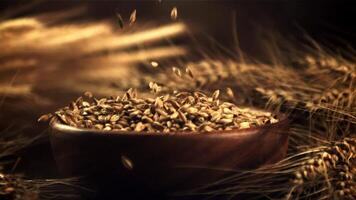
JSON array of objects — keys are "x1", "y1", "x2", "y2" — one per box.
[
  {"x1": 170, "y1": 7, "x2": 178, "y2": 20},
  {"x1": 40, "y1": 89, "x2": 278, "y2": 133},
  {"x1": 150, "y1": 61, "x2": 159, "y2": 68},
  {"x1": 129, "y1": 9, "x2": 137, "y2": 26},
  {"x1": 116, "y1": 13, "x2": 124, "y2": 29}
]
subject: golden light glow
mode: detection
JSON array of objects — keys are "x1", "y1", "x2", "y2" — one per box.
[
  {"x1": 0, "y1": 59, "x2": 38, "y2": 72},
  {"x1": 1, "y1": 21, "x2": 187, "y2": 59},
  {"x1": 43, "y1": 23, "x2": 112, "y2": 46},
  {"x1": 0, "y1": 12, "x2": 188, "y2": 100},
  {"x1": 80, "y1": 46, "x2": 186, "y2": 80},
  {"x1": 0, "y1": 84, "x2": 31, "y2": 96},
  {"x1": 83, "y1": 22, "x2": 187, "y2": 53},
  {"x1": 0, "y1": 18, "x2": 42, "y2": 31}
]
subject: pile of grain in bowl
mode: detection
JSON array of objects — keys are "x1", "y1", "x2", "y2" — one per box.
[{"x1": 39, "y1": 89, "x2": 279, "y2": 133}]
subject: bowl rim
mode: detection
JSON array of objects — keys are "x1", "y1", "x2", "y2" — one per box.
[{"x1": 50, "y1": 112, "x2": 289, "y2": 137}]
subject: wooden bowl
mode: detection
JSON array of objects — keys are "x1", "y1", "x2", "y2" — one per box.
[{"x1": 49, "y1": 114, "x2": 289, "y2": 197}]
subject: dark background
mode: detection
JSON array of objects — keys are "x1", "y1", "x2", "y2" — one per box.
[{"x1": 0, "y1": 1, "x2": 355, "y2": 199}]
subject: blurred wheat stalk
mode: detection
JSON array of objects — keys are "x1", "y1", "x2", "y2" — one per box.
[
  {"x1": 158, "y1": 35, "x2": 355, "y2": 200},
  {"x1": 0, "y1": 6, "x2": 187, "y2": 111},
  {"x1": 0, "y1": 4, "x2": 355, "y2": 200},
  {"x1": 0, "y1": 5, "x2": 189, "y2": 199},
  {"x1": 162, "y1": 35, "x2": 355, "y2": 199}
]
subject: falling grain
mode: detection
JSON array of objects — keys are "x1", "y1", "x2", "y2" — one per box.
[
  {"x1": 116, "y1": 13, "x2": 124, "y2": 29},
  {"x1": 121, "y1": 155, "x2": 134, "y2": 170},
  {"x1": 226, "y1": 87, "x2": 235, "y2": 98},
  {"x1": 172, "y1": 67, "x2": 182, "y2": 77},
  {"x1": 150, "y1": 61, "x2": 159, "y2": 67},
  {"x1": 129, "y1": 9, "x2": 137, "y2": 26},
  {"x1": 171, "y1": 7, "x2": 178, "y2": 20},
  {"x1": 186, "y1": 67, "x2": 194, "y2": 79},
  {"x1": 212, "y1": 90, "x2": 220, "y2": 100}
]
